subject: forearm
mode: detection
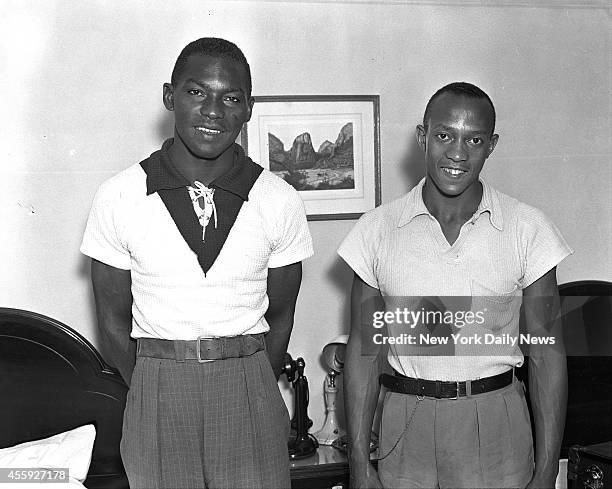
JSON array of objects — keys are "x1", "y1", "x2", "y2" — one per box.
[
  {"x1": 91, "y1": 259, "x2": 135, "y2": 386},
  {"x1": 264, "y1": 262, "x2": 302, "y2": 379},
  {"x1": 264, "y1": 307, "x2": 294, "y2": 379},
  {"x1": 339, "y1": 274, "x2": 385, "y2": 489},
  {"x1": 529, "y1": 350, "x2": 567, "y2": 481},
  {"x1": 98, "y1": 312, "x2": 136, "y2": 385},
  {"x1": 523, "y1": 268, "x2": 567, "y2": 487},
  {"x1": 345, "y1": 342, "x2": 383, "y2": 470},
  {"x1": 345, "y1": 274, "x2": 385, "y2": 473}
]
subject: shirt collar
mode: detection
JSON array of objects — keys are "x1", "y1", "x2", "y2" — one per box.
[
  {"x1": 143, "y1": 139, "x2": 188, "y2": 195},
  {"x1": 398, "y1": 178, "x2": 430, "y2": 226},
  {"x1": 398, "y1": 177, "x2": 503, "y2": 230},
  {"x1": 144, "y1": 139, "x2": 257, "y2": 201},
  {"x1": 477, "y1": 178, "x2": 503, "y2": 230}
]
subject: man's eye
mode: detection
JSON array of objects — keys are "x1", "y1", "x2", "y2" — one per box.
[
  {"x1": 436, "y1": 133, "x2": 450, "y2": 141},
  {"x1": 469, "y1": 137, "x2": 483, "y2": 145},
  {"x1": 224, "y1": 96, "x2": 241, "y2": 103},
  {"x1": 187, "y1": 89, "x2": 203, "y2": 96}
]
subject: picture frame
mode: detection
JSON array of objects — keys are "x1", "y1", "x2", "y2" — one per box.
[{"x1": 244, "y1": 95, "x2": 381, "y2": 220}]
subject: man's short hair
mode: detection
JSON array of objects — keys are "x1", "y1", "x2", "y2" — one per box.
[
  {"x1": 423, "y1": 82, "x2": 496, "y2": 134},
  {"x1": 171, "y1": 37, "x2": 252, "y2": 95}
]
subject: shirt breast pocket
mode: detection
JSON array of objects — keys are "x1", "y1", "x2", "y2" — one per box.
[{"x1": 471, "y1": 280, "x2": 521, "y2": 332}]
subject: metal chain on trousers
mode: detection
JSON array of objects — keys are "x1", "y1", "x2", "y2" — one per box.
[{"x1": 374, "y1": 396, "x2": 422, "y2": 462}]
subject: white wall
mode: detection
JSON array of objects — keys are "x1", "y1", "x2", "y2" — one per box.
[{"x1": 1, "y1": 0, "x2": 610, "y2": 431}]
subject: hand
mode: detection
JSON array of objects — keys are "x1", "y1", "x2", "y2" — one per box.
[{"x1": 350, "y1": 463, "x2": 384, "y2": 489}]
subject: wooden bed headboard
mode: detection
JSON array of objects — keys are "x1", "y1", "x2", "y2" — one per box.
[
  {"x1": 516, "y1": 280, "x2": 612, "y2": 458},
  {"x1": 558, "y1": 280, "x2": 612, "y2": 456},
  {"x1": 0, "y1": 308, "x2": 129, "y2": 489}
]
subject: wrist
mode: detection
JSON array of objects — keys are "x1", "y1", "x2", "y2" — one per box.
[
  {"x1": 348, "y1": 459, "x2": 375, "y2": 480},
  {"x1": 348, "y1": 445, "x2": 372, "y2": 468},
  {"x1": 530, "y1": 466, "x2": 558, "y2": 487}
]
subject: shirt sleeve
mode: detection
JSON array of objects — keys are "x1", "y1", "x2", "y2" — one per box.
[
  {"x1": 268, "y1": 188, "x2": 313, "y2": 268},
  {"x1": 518, "y1": 204, "x2": 573, "y2": 288},
  {"x1": 337, "y1": 210, "x2": 382, "y2": 289},
  {"x1": 80, "y1": 181, "x2": 131, "y2": 270}
]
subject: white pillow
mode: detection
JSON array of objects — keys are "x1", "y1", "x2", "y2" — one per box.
[{"x1": 0, "y1": 424, "x2": 96, "y2": 483}]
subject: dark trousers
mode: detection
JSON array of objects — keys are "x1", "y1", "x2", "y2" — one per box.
[{"x1": 120, "y1": 350, "x2": 291, "y2": 489}]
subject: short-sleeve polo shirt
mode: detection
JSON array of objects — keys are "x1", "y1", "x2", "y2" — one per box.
[
  {"x1": 81, "y1": 151, "x2": 313, "y2": 341},
  {"x1": 338, "y1": 178, "x2": 573, "y2": 381}
]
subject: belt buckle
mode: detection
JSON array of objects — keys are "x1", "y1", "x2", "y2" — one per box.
[
  {"x1": 449, "y1": 381, "x2": 460, "y2": 400},
  {"x1": 196, "y1": 336, "x2": 215, "y2": 363}
]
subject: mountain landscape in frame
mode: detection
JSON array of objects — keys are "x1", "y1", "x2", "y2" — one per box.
[{"x1": 268, "y1": 122, "x2": 354, "y2": 191}]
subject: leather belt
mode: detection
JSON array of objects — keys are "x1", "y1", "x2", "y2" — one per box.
[
  {"x1": 379, "y1": 369, "x2": 513, "y2": 399},
  {"x1": 136, "y1": 334, "x2": 265, "y2": 362}
]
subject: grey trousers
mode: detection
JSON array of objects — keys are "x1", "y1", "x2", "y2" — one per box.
[
  {"x1": 120, "y1": 350, "x2": 291, "y2": 489},
  {"x1": 378, "y1": 379, "x2": 534, "y2": 488}
]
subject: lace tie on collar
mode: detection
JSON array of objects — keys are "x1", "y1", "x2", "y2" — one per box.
[{"x1": 187, "y1": 181, "x2": 217, "y2": 242}]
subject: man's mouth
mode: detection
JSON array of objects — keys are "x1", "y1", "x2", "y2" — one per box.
[
  {"x1": 441, "y1": 167, "x2": 467, "y2": 177},
  {"x1": 195, "y1": 126, "x2": 223, "y2": 135}
]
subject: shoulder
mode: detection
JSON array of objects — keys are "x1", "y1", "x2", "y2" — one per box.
[
  {"x1": 246, "y1": 169, "x2": 309, "y2": 236},
  {"x1": 249, "y1": 168, "x2": 304, "y2": 208},
  {"x1": 486, "y1": 184, "x2": 548, "y2": 225},
  {"x1": 252, "y1": 168, "x2": 299, "y2": 196},
  {"x1": 502, "y1": 194, "x2": 551, "y2": 227},
  {"x1": 485, "y1": 184, "x2": 520, "y2": 214},
  {"x1": 513, "y1": 201, "x2": 562, "y2": 243},
  {"x1": 339, "y1": 194, "x2": 407, "y2": 254},
  {"x1": 514, "y1": 201, "x2": 551, "y2": 223},
  {"x1": 355, "y1": 193, "x2": 408, "y2": 230},
  {"x1": 486, "y1": 184, "x2": 560, "y2": 238}
]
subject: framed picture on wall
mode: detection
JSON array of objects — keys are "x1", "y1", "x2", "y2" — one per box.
[{"x1": 244, "y1": 95, "x2": 381, "y2": 220}]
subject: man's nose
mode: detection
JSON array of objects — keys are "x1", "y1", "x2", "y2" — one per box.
[
  {"x1": 446, "y1": 140, "x2": 468, "y2": 162},
  {"x1": 200, "y1": 97, "x2": 223, "y2": 119}
]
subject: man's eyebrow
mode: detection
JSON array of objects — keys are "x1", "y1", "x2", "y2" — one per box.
[
  {"x1": 431, "y1": 124, "x2": 455, "y2": 132},
  {"x1": 183, "y1": 78, "x2": 245, "y2": 93}
]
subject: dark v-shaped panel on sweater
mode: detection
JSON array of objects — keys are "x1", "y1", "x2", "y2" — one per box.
[{"x1": 140, "y1": 140, "x2": 263, "y2": 275}]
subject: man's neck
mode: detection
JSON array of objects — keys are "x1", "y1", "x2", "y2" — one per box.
[
  {"x1": 422, "y1": 179, "x2": 482, "y2": 225},
  {"x1": 167, "y1": 139, "x2": 235, "y2": 186}
]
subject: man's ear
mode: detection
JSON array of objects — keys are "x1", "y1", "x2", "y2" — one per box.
[
  {"x1": 487, "y1": 133, "x2": 499, "y2": 158},
  {"x1": 163, "y1": 83, "x2": 174, "y2": 111},
  {"x1": 416, "y1": 124, "x2": 427, "y2": 151},
  {"x1": 245, "y1": 96, "x2": 255, "y2": 122}
]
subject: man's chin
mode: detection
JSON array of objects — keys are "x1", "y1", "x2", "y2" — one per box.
[
  {"x1": 187, "y1": 143, "x2": 235, "y2": 162},
  {"x1": 439, "y1": 186, "x2": 466, "y2": 198},
  {"x1": 428, "y1": 174, "x2": 481, "y2": 199},
  {"x1": 428, "y1": 178, "x2": 464, "y2": 198}
]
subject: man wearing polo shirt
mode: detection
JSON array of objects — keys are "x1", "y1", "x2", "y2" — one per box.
[
  {"x1": 81, "y1": 38, "x2": 312, "y2": 489},
  {"x1": 339, "y1": 82, "x2": 571, "y2": 488}
]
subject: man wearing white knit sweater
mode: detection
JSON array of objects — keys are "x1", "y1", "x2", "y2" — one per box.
[
  {"x1": 81, "y1": 38, "x2": 312, "y2": 489},
  {"x1": 338, "y1": 82, "x2": 571, "y2": 489}
]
